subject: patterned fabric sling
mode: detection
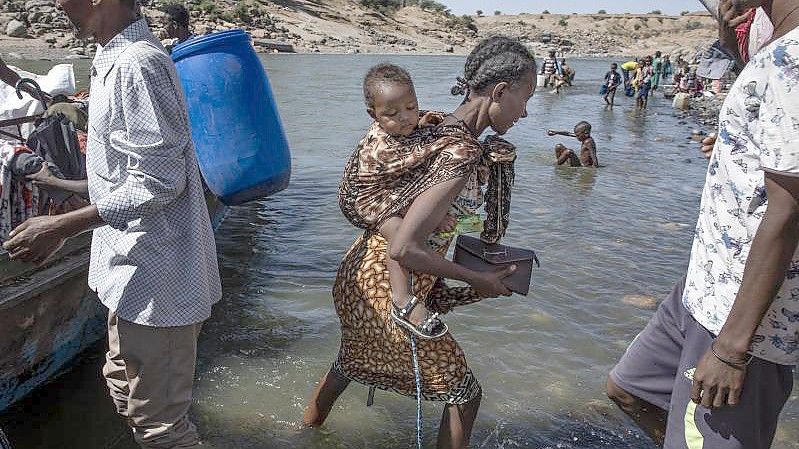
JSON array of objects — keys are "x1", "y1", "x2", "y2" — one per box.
[{"x1": 338, "y1": 112, "x2": 516, "y2": 244}]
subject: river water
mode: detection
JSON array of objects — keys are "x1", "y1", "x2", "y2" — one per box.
[{"x1": 1, "y1": 55, "x2": 796, "y2": 449}]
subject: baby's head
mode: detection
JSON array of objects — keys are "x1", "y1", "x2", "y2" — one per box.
[
  {"x1": 574, "y1": 121, "x2": 592, "y2": 141},
  {"x1": 363, "y1": 63, "x2": 419, "y2": 137}
]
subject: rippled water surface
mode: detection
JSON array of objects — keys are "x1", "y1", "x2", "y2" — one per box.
[{"x1": 1, "y1": 55, "x2": 796, "y2": 448}]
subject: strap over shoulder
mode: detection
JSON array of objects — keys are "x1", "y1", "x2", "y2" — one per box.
[{"x1": 480, "y1": 135, "x2": 516, "y2": 244}]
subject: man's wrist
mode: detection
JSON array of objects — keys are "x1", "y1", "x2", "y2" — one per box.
[
  {"x1": 714, "y1": 332, "x2": 752, "y2": 361},
  {"x1": 53, "y1": 213, "x2": 80, "y2": 240},
  {"x1": 55, "y1": 205, "x2": 103, "y2": 238}
]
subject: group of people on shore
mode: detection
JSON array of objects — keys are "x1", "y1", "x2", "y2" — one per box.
[{"x1": 1, "y1": 1, "x2": 798, "y2": 449}]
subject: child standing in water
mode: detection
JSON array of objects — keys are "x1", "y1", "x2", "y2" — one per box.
[
  {"x1": 548, "y1": 121, "x2": 599, "y2": 167},
  {"x1": 634, "y1": 57, "x2": 654, "y2": 109},
  {"x1": 603, "y1": 63, "x2": 622, "y2": 106},
  {"x1": 340, "y1": 63, "x2": 455, "y2": 338}
]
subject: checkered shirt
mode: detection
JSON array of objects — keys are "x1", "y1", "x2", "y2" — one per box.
[{"x1": 86, "y1": 18, "x2": 221, "y2": 327}]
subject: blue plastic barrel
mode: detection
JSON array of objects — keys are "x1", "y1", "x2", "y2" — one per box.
[{"x1": 172, "y1": 29, "x2": 291, "y2": 205}]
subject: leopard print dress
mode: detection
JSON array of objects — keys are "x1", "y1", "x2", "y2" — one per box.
[{"x1": 331, "y1": 124, "x2": 516, "y2": 404}]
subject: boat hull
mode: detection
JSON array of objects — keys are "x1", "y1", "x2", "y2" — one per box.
[
  {"x1": 0, "y1": 251, "x2": 103, "y2": 412},
  {"x1": 0, "y1": 194, "x2": 226, "y2": 413}
]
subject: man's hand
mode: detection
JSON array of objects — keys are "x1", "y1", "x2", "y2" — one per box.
[
  {"x1": 701, "y1": 134, "x2": 717, "y2": 159},
  {"x1": 3, "y1": 216, "x2": 68, "y2": 264},
  {"x1": 26, "y1": 163, "x2": 57, "y2": 189},
  {"x1": 719, "y1": 0, "x2": 757, "y2": 28},
  {"x1": 691, "y1": 343, "x2": 748, "y2": 408}
]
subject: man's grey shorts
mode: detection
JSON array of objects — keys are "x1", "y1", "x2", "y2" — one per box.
[{"x1": 610, "y1": 278, "x2": 794, "y2": 449}]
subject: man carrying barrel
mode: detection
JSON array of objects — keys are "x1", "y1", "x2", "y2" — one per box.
[{"x1": 2, "y1": 1, "x2": 221, "y2": 447}]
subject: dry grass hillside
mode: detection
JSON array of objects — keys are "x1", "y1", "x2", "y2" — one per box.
[
  {"x1": 476, "y1": 12, "x2": 717, "y2": 58},
  {"x1": 0, "y1": 0, "x2": 717, "y2": 58}
]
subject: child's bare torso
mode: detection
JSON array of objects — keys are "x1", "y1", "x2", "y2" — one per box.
[{"x1": 580, "y1": 137, "x2": 597, "y2": 167}]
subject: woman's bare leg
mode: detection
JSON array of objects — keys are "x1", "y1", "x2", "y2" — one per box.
[
  {"x1": 303, "y1": 368, "x2": 351, "y2": 426},
  {"x1": 436, "y1": 391, "x2": 482, "y2": 449}
]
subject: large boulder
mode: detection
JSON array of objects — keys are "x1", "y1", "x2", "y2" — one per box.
[{"x1": 6, "y1": 19, "x2": 27, "y2": 37}]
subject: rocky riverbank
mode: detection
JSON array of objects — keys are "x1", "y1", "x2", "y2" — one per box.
[{"x1": 1, "y1": 0, "x2": 717, "y2": 60}]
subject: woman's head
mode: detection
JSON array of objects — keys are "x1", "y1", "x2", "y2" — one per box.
[
  {"x1": 363, "y1": 63, "x2": 419, "y2": 137},
  {"x1": 451, "y1": 36, "x2": 537, "y2": 135}
]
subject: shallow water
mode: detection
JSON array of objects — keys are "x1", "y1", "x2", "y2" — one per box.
[{"x1": 1, "y1": 55, "x2": 796, "y2": 448}]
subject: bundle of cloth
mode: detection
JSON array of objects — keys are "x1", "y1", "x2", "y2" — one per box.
[
  {"x1": 0, "y1": 64, "x2": 76, "y2": 138},
  {"x1": 0, "y1": 99, "x2": 89, "y2": 243},
  {"x1": 338, "y1": 111, "x2": 516, "y2": 245},
  {"x1": 0, "y1": 142, "x2": 41, "y2": 244}
]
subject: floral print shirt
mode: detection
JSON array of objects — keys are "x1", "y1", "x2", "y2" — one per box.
[{"x1": 683, "y1": 28, "x2": 799, "y2": 365}]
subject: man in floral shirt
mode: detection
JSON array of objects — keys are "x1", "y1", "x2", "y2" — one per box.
[{"x1": 606, "y1": 1, "x2": 799, "y2": 448}]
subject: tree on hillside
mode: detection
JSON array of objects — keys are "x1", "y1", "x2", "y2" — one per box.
[
  {"x1": 476, "y1": 9, "x2": 483, "y2": 17},
  {"x1": 494, "y1": 10, "x2": 501, "y2": 15},
  {"x1": 597, "y1": 9, "x2": 606, "y2": 14},
  {"x1": 542, "y1": 10, "x2": 550, "y2": 14},
  {"x1": 649, "y1": 10, "x2": 662, "y2": 15}
]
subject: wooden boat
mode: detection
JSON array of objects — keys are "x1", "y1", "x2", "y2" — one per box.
[
  {"x1": 0, "y1": 115, "x2": 229, "y2": 412},
  {"x1": 0, "y1": 50, "x2": 292, "y2": 412},
  {"x1": 0, "y1": 191, "x2": 226, "y2": 413}
]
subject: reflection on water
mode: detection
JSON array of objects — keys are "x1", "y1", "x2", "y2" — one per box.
[
  {"x1": 0, "y1": 55, "x2": 796, "y2": 449},
  {"x1": 554, "y1": 166, "x2": 598, "y2": 193}
]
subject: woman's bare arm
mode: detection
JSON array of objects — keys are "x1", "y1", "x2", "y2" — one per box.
[{"x1": 389, "y1": 177, "x2": 514, "y2": 298}]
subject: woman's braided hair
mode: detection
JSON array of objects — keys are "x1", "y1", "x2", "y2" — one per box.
[{"x1": 451, "y1": 35, "x2": 537, "y2": 96}]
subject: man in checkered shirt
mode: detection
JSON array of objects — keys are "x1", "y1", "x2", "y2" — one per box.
[{"x1": 3, "y1": 1, "x2": 221, "y2": 447}]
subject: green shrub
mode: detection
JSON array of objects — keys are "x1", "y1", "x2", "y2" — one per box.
[
  {"x1": 359, "y1": 0, "x2": 400, "y2": 14},
  {"x1": 649, "y1": 10, "x2": 662, "y2": 15},
  {"x1": 415, "y1": 0, "x2": 448, "y2": 12},
  {"x1": 234, "y1": 2, "x2": 253, "y2": 24},
  {"x1": 686, "y1": 20, "x2": 702, "y2": 30},
  {"x1": 197, "y1": 0, "x2": 217, "y2": 13},
  {"x1": 597, "y1": 9, "x2": 606, "y2": 14},
  {"x1": 448, "y1": 14, "x2": 478, "y2": 33},
  {"x1": 558, "y1": 18, "x2": 568, "y2": 27}
]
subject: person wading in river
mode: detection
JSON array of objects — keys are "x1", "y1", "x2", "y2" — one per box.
[
  {"x1": 606, "y1": 1, "x2": 799, "y2": 448},
  {"x1": 3, "y1": 1, "x2": 221, "y2": 447},
  {"x1": 304, "y1": 36, "x2": 536, "y2": 449}
]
